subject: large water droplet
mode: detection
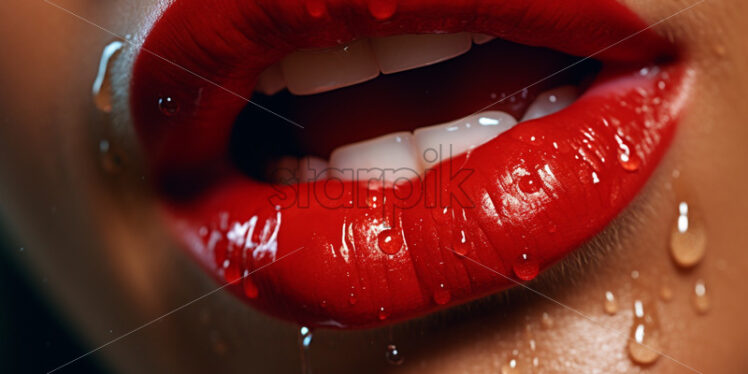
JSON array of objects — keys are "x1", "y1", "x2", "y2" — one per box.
[
  {"x1": 92, "y1": 40, "x2": 124, "y2": 113},
  {"x1": 348, "y1": 291, "x2": 358, "y2": 305},
  {"x1": 627, "y1": 299, "x2": 660, "y2": 365},
  {"x1": 692, "y1": 279, "x2": 710, "y2": 314},
  {"x1": 670, "y1": 201, "x2": 706, "y2": 268},
  {"x1": 385, "y1": 344, "x2": 404, "y2": 366},
  {"x1": 305, "y1": 0, "x2": 327, "y2": 18},
  {"x1": 604, "y1": 291, "x2": 618, "y2": 315},
  {"x1": 432, "y1": 284, "x2": 451, "y2": 305},
  {"x1": 298, "y1": 326, "x2": 313, "y2": 374},
  {"x1": 377, "y1": 228, "x2": 403, "y2": 255},
  {"x1": 368, "y1": 0, "x2": 396, "y2": 20},
  {"x1": 243, "y1": 271, "x2": 259, "y2": 299},
  {"x1": 158, "y1": 96, "x2": 180, "y2": 116},
  {"x1": 513, "y1": 253, "x2": 539, "y2": 281}
]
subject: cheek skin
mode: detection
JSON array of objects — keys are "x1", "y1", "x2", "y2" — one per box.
[{"x1": 0, "y1": 0, "x2": 746, "y2": 373}]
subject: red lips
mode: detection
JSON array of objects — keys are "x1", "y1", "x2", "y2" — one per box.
[{"x1": 130, "y1": 0, "x2": 692, "y2": 328}]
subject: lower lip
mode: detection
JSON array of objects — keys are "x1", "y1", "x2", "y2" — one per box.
[{"x1": 130, "y1": 1, "x2": 692, "y2": 329}]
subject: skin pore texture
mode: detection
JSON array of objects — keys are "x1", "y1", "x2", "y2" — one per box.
[{"x1": 0, "y1": 0, "x2": 747, "y2": 372}]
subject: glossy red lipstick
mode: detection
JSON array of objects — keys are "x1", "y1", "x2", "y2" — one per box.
[{"x1": 130, "y1": 0, "x2": 691, "y2": 328}]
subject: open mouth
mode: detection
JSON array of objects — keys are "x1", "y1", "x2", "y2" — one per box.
[{"x1": 130, "y1": 0, "x2": 692, "y2": 329}]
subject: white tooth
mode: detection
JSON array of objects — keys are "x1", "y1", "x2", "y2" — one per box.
[
  {"x1": 414, "y1": 111, "x2": 517, "y2": 169},
  {"x1": 328, "y1": 132, "x2": 422, "y2": 183},
  {"x1": 372, "y1": 33, "x2": 472, "y2": 74},
  {"x1": 472, "y1": 33, "x2": 495, "y2": 45},
  {"x1": 281, "y1": 39, "x2": 379, "y2": 95},
  {"x1": 521, "y1": 86, "x2": 578, "y2": 122},
  {"x1": 297, "y1": 156, "x2": 329, "y2": 183},
  {"x1": 255, "y1": 63, "x2": 286, "y2": 95}
]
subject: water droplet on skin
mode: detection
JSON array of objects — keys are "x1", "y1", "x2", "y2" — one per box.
[
  {"x1": 432, "y1": 284, "x2": 451, "y2": 305},
  {"x1": 693, "y1": 279, "x2": 710, "y2": 314},
  {"x1": 348, "y1": 292, "x2": 358, "y2": 305},
  {"x1": 368, "y1": 0, "x2": 397, "y2": 20},
  {"x1": 378, "y1": 307, "x2": 390, "y2": 321},
  {"x1": 604, "y1": 291, "x2": 618, "y2": 315},
  {"x1": 501, "y1": 359, "x2": 520, "y2": 374},
  {"x1": 627, "y1": 300, "x2": 660, "y2": 365},
  {"x1": 660, "y1": 285, "x2": 674, "y2": 302},
  {"x1": 92, "y1": 40, "x2": 124, "y2": 113},
  {"x1": 541, "y1": 312, "x2": 553, "y2": 329},
  {"x1": 158, "y1": 96, "x2": 180, "y2": 116},
  {"x1": 713, "y1": 44, "x2": 727, "y2": 57},
  {"x1": 99, "y1": 139, "x2": 125, "y2": 174},
  {"x1": 630, "y1": 270, "x2": 640, "y2": 280},
  {"x1": 513, "y1": 253, "x2": 539, "y2": 281},
  {"x1": 385, "y1": 344, "x2": 404, "y2": 366},
  {"x1": 305, "y1": 0, "x2": 327, "y2": 18},
  {"x1": 243, "y1": 271, "x2": 259, "y2": 299},
  {"x1": 299, "y1": 326, "x2": 313, "y2": 374},
  {"x1": 670, "y1": 201, "x2": 707, "y2": 268},
  {"x1": 518, "y1": 174, "x2": 541, "y2": 194},
  {"x1": 377, "y1": 228, "x2": 403, "y2": 255}
]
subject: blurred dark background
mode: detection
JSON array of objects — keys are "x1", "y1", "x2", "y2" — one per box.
[{"x1": 0, "y1": 226, "x2": 105, "y2": 373}]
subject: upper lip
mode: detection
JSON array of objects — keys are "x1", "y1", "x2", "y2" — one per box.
[{"x1": 129, "y1": 0, "x2": 691, "y2": 328}]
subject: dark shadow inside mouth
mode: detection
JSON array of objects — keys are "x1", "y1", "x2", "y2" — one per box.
[{"x1": 229, "y1": 38, "x2": 600, "y2": 182}]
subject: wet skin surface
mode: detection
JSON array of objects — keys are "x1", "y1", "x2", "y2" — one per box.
[{"x1": 0, "y1": 0, "x2": 747, "y2": 372}]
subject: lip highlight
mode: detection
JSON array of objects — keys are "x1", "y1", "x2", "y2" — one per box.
[{"x1": 130, "y1": 0, "x2": 692, "y2": 328}]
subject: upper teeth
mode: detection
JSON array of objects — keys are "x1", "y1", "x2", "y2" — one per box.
[
  {"x1": 268, "y1": 85, "x2": 578, "y2": 184},
  {"x1": 255, "y1": 32, "x2": 491, "y2": 96}
]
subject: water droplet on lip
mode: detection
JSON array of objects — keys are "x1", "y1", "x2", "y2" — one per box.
[
  {"x1": 518, "y1": 174, "x2": 541, "y2": 194},
  {"x1": 305, "y1": 0, "x2": 327, "y2": 18},
  {"x1": 377, "y1": 228, "x2": 403, "y2": 255},
  {"x1": 512, "y1": 253, "x2": 539, "y2": 281},
  {"x1": 618, "y1": 150, "x2": 641, "y2": 172},
  {"x1": 368, "y1": 0, "x2": 397, "y2": 20},
  {"x1": 453, "y1": 229, "x2": 469, "y2": 256},
  {"x1": 432, "y1": 284, "x2": 451, "y2": 305},
  {"x1": 385, "y1": 344, "x2": 404, "y2": 365},
  {"x1": 158, "y1": 96, "x2": 180, "y2": 116},
  {"x1": 670, "y1": 201, "x2": 706, "y2": 268},
  {"x1": 378, "y1": 307, "x2": 390, "y2": 321},
  {"x1": 243, "y1": 271, "x2": 259, "y2": 299}
]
